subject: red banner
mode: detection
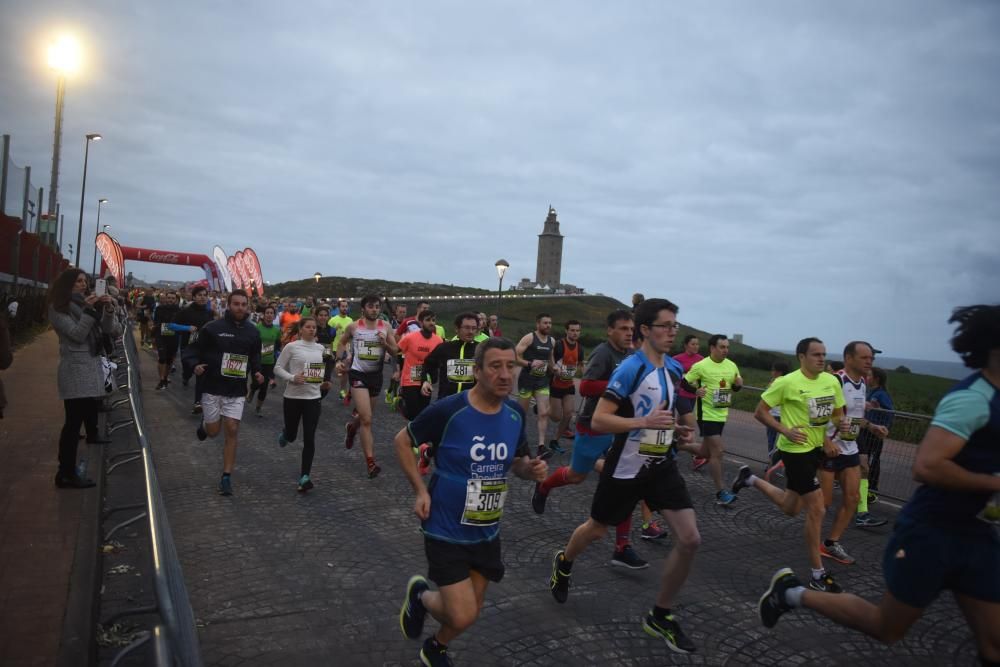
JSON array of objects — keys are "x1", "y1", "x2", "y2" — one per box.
[
  {"x1": 242, "y1": 247, "x2": 265, "y2": 297},
  {"x1": 227, "y1": 256, "x2": 244, "y2": 290},
  {"x1": 96, "y1": 233, "x2": 125, "y2": 286}
]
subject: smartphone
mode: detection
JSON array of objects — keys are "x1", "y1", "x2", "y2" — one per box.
[{"x1": 95, "y1": 279, "x2": 107, "y2": 297}]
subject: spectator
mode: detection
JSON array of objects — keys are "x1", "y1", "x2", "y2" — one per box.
[
  {"x1": 0, "y1": 309, "x2": 12, "y2": 418},
  {"x1": 860, "y1": 367, "x2": 895, "y2": 494},
  {"x1": 47, "y1": 268, "x2": 123, "y2": 489},
  {"x1": 488, "y1": 314, "x2": 502, "y2": 337}
]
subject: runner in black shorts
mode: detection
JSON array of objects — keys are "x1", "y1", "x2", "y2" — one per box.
[
  {"x1": 549, "y1": 298, "x2": 700, "y2": 654},
  {"x1": 152, "y1": 291, "x2": 180, "y2": 390}
]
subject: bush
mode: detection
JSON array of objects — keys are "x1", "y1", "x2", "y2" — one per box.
[{"x1": 895, "y1": 365, "x2": 912, "y2": 374}]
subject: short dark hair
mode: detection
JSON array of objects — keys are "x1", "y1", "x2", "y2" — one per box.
[
  {"x1": 844, "y1": 341, "x2": 874, "y2": 359},
  {"x1": 191, "y1": 285, "x2": 208, "y2": 297},
  {"x1": 419, "y1": 309, "x2": 436, "y2": 322},
  {"x1": 772, "y1": 360, "x2": 790, "y2": 374},
  {"x1": 682, "y1": 334, "x2": 699, "y2": 346},
  {"x1": 360, "y1": 294, "x2": 380, "y2": 308},
  {"x1": 536, "y1": 313, "x2": 551, "y2": 322},
  {"x1": 417, "y1": 301, "x2": 430, "y2": 310},
  {"x1": 634, "y1": 298, "x2": 679, "y2": 332},
  {"x1": 264, "y1": 305, "x2": 276, "y2": 316},
  {"x1": 565, "y1": 319, "x2": 581, "y2": 329},
  {"x1": 871, "y1": 367, "x2": 888, "y2": 388},
  {"x1": 315, "y1": 305, "x2": 331, "y2": 316},
  {"x1": 828, "y1": 361, "x2": 845, "y2": 372},
  {"x1": 949, "y1": 305, "x2": 1000, "y2": 369},
  {"x1": 606, "y1": 309, "x2": 633, "y2": 328},
  {"x1": 796, "y1": 337, "x2": 824, "y2": 356},
  {"x1": 228, "y1": 289, "x2": 249, "y2": 305},
  {"x1": 455, "y1": 312, "x2": 479, "y2": 329},
  {"x1": 474, "y1": 336, "x2": 515, "y2": 367},
  {"x1": 708, "y1": 334, "x2": 728, "y2": 348}
]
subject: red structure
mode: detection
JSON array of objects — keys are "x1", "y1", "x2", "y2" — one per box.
[
  {"x1": 1, "y1": 213, "x2": 70, "y2": 287},
  {"x1": 114, "y1": 245, "x2": 223, "y2": 290}
]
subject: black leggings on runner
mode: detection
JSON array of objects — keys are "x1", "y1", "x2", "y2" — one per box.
[
  {"x1": 282, "y1": 397, "x2": 322, "y2": 476},
  {"x1": 249, "y1": 364, "x2": 276, "y2": 402}
]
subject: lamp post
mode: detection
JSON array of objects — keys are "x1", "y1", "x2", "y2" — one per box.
[
  {"x1": 91, "y1": 198, "x2": 108, "y2": 275},
  {"x1": 74, "y1": 133, "x2": 101, "y2": 266},
  {"x1": 313, "y1": 272, "x2": 322, "y2": 284},
  {"x1": 46, "y1": 35, "x2": 81, "y2": 217},
  {"x1": 494, "y1": 259, "x2": 509, "y2": 324}
]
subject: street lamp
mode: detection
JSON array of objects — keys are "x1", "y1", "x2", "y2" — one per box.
[
  {"x1": 313, "y1": 272, "x2": 322, "y2": 283},
  {"x1": 74, "y1": 133, "x2": 101, "y2": 266},
  {"x1": 91, "y1": 198, "x2": 108, "y2": 275},
  {"x1": 46, "y1": 34, "x2": 81, "y2": 216},
  {"x1": 494, "y1": 259, "x2": 509, "y2": 324}
]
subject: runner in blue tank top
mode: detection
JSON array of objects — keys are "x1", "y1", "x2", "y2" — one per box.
[{"x1": 396, "y1": 337, "x2": 548, "y2": 667}]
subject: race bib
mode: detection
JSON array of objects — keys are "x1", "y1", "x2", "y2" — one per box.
[
  {"x1": 808, "y1": 396, "x2": 835, "y2": 426},
  {"x1": 559, "y1": 365, "x2": 577, "y2": 381},
  {"x1": 637, "y1": 428, "x2": 674, "y2": 457},
  {"x1": 530, "y1": 362, "x2": 548, "y2": 377},
  {"x1": 261, "y1": 343, "x2": 275, "y2": 357},
  {"x1": 359, "y1": 340, "x2": 382, "y2": 361},
  {"x1": 303, "y1": 362, "x2": 325, "y2": 383},
  {"x1": 409, "y1": 364, "x2": 424, "y2": 382},
  {"x1": 840, "y1": 417, "x2": 863, "y2": 442},
  {"x1": 160, "y1": 323, "x2": 175, "y2": 336},
  {"x1": 446, "y1": 359, "x2": 475, "y2": 383},
  {"x1": 712, "y1": 388, "x2": 732, "y2": 408},
  {"x1": 221, "y1": 352, "x2": 248, "y2": 379},
  {"x1": 461, "y1": 477, "x2": 508, "y2": 526}
]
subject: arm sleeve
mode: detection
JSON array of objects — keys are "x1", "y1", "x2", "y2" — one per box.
[
  {"x1": 405, "y1": 399, "x2": 450, "y2": 448},
  {"x1": 167, "y1": 323, "x2": 189, "y2": 333},
  {"x1": 930, "y1": 389, "x2": 990, "y2": 441},
  {"x1": 760, "y1": 376, "x2": 784, "y2": 409},
  {"x1": 604, "y1": 358, "x2": 638, "y2": 402},
  {"x1": 683, "y1": 363, "x2": 701, "y2": 387},
  {"x1": 273, "y1": 342, "x2": 294, "y2": 381}
]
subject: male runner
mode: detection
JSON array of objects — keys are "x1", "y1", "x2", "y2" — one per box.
[
  {"x1": 248, "y1": 305, "x2": 281, "y2": 416},
  {"x1": 191, "y1": 290, "x2": 264, "y2": 496},
  {"x1": 549, "y1": 299, "x2": 700, "y2": 653},
  {"x1": 397, "y1": 310, "x2": 443, "y2": 420},
  {"x1": 730, "y1": 337, "x2": 847, "y2": 592},
  {"x1": 421, "y1": 313, "x2": 481, "y2": 401},
  {"x1": 681, "y1": 334, "x2": 743, "y2": 504},
  {"x1": 138, "y1": 288, "x2": 156, "y2": 348},
  {"x1": 397, "y1": 337, "x2": 547, "y2": 667},
  {"x1": 171, "y1": 285, "x2": 214, "y2": 412},
  {"x1": 152, "y1": 291, "x2": 181, "y2": 390},
  {"x1": 336, "y1": 294, "x2": 399, "y2": 478},
  {"x1": 516, "y1": 313, "x2": 556, "y2": 459},
  {"x1": 279, "y1": 300, "x2": 301, "y2": 340},
  {"x1": 532, "y1": 309, "x2": 661, "y2": 567},
  {"x1": 329, "y1": 299, "x2": 354, "y2": 404},
  {"x1": 396, "y1": 300, "x2": 431, "y2": 338},
  {"x1": 672, "y1": 335, "x2": 703, "y2": 466},
  {"x1": 758, "y1": 306, "x2": 1000, "y2": 665},
  {"x1": 549, "y1": 320, "x2": 583, "y2": 450},
  {"x1": 818, "y1": 341, "x2": 891, "y2": 565},
  {"x1": 474, "y1": 312, "x2": 490, "y2": 342}
]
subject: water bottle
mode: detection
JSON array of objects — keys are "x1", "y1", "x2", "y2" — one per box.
[{"x1": 76, "y1": 458, "x2": 88, "y2": 478}]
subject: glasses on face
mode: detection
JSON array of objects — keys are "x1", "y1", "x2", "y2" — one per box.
[{"x1": 648, "y1": 322, "x2": 681, "y2": 331}]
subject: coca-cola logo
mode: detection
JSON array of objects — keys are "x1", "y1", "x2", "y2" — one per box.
[{"x1": 148, "y1": 252, "x2": 181, "y2": 263}]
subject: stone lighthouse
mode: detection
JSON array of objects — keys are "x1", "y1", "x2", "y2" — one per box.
[{"x1": 535, "y1": 206, "x2": 563, "y2": 288}]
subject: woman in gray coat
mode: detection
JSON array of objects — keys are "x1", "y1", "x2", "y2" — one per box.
[{"x1": 47, "y1": 269, "x2": 122, "y2": 488}]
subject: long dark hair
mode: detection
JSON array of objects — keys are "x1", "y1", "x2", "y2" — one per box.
[{"x1": 47, "y1": 268, "x2": 86, "y2": 314}]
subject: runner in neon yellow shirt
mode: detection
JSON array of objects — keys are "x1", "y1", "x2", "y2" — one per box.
[
  {"x1": 730, "y1": 337, "x2": 848, "y2": 593},
  {"x1": 329, "y1": 298, "x2": 354, "y2": 404},
  {"x1": 680, "y1": 335, "x2": 743, "y2": 504}
]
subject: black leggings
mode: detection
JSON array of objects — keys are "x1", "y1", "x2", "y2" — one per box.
[
  {"x1": 282, "y1": 397, "x2": 322, "y2": 476},
  {"x1": 59, "y1": 397, "x2": 100, "y2": 475},
  {"x1": 249, "y1": 364, "x2": 276, "y2": 402}
]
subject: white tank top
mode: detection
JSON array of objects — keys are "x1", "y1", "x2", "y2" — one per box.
[{"x1": 351, "y1": 320, "x2": 387, "y2": 373}]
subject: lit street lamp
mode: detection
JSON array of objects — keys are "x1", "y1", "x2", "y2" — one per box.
[
  {"x1": 313, "y1": 272, "x2": 322, "y2": 283},
  {"x1": 74, "y1": 133, "x2": 101, "y2": 266},
  {"x1": 91, "y1": 198, "x2": 108, "y2": 275},
  {"x1": 46, "y1": 34, "x2": 81, "y2": 217},
  {"x1": 494, "y1": 259, "x2": 509, "y2": 324}
]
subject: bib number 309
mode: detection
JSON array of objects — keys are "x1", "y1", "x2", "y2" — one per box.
[{"x1": 462, "y1": 478, "x2": 508, "y2": 526}]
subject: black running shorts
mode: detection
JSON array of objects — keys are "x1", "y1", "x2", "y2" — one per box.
[
  {"x1": 590, "y1": 460, "x2": 693, "y2": 526},
  {"x1": 349, "y1": 369, "x2": 383, "y2": 396},
  {"x1": 157, "y1": 343, "x2": 178, "y2": 364},
  {"x1": 424, "y1": 535, "x2": 505, "y2": 587},
  {"x1": 549, "y1": 384, "x2": 576, "y2": 399},
  {"x1": 780, "y1": 448, "x2": 823, "y2": 495},
  {"x1": 399, "y1": 385, "x2": 430, "y2": 421},
  {"x1": 697, "y1": 420, "x2": 725, "y2": 437},
  {"x1": 820, "y1": 452, "x2": 861, "y2": 473}
]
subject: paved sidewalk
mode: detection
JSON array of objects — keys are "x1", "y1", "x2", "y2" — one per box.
[
  {"x1": 0, "y1": 330, "x2": 102, "y2": 666},
  {"x1": 134, "y1": 348, "x2": 980, "y2": 667}
]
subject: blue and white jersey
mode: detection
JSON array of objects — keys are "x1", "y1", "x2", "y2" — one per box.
[
  {"x1": 407, "y1": 392, "x2": 529, "y2": 544},
  {"x1": 602, "y1": 349, "x2": 683, "y2": 480}
]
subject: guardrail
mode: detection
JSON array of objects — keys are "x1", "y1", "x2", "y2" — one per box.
[{"x1": 101, "y1": 323, "x2": 202, "y2": 666}]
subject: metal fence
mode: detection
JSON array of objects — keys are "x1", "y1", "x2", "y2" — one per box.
[
  {"x1": 101, "y1": 323, "x2": 202, "y2": 666},
  {"x1": 723, "y1": 386, "x2": 931, "y2": 503}
]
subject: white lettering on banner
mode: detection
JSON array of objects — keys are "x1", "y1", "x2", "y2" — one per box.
[{"x1": 148, "y1": 252, "x2": 181, "y2": 263}]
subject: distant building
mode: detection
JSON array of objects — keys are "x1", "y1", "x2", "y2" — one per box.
[
  {"x1": 535, "y1": 206, "x2": 563, "y2": 288},
  {"x1": 732, "y1": 333, "x2": 744, "y2": 344}
]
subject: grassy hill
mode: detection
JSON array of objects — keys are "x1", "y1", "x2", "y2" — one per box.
[{"x1": 271, "y1": 275, "x2": 952, "y2": 414}]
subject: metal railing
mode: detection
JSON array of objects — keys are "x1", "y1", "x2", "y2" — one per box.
[{"x1": 102, "y1": 323, "x2": 202, "y2": 666}]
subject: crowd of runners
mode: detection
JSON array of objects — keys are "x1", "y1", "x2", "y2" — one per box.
[{"x1": 126, "y1": 287, "x2": 999, "y2": 667}]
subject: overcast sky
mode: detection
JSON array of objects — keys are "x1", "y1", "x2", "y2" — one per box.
[{"x1": 3, "y1": 1, "x2": 998, "y2": 361}]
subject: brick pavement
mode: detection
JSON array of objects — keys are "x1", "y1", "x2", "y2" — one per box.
[
  {"x1": 136, "y1": 348, "x2": 979, "y2": 667},
  {"x1": 0, "y1": 330, "x2": 102, "y2": 666}
]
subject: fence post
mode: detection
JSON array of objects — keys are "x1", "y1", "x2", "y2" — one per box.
[{"x1": 0, "y1": 134, "x2": 9, "y2": 215}]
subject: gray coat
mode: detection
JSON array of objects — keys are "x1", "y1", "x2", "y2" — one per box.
[{"x1": 49, "y1": 301, "x2": 123, "y2": 400}]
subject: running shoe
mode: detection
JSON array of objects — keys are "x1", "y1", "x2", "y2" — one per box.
[
  {"x1": 155, "y1": 380, "x2": 166, "y2": 390},
  {"x1": 611, "y1": 544, "x2": 648, "y2": 569},
  {"x1": 297, "y1": 475, "x2": 313, "y2": 493},
  {"x1": 548, "y1": 438, "x2": 566, "y2": 454},
  {"x1": 731, "y1": 465, "x2": 753, "y2": 494},
  {"x1": 758, "y1": 567, "x2": 800, "y2": 628},
  {"x1": 384, "y1": 390, "x2": 395, "y2": 405},
  {"x1": 218, "y1": 475, "x2": 233, "y2": 496},
  {"x1": 419, "y1": 637, "x2": 453, "y2": 667},
  {"x1": 531, "y1": 483, "x2": 548, "y2": 515},
  {"x1": 278, "y1": 431, "x2": 288, "y2": 448},
  {"x1": 417, "y1": 443, "x2": 432, "y2": 476},
  {"x1": 344, "y1": 419, "x2": 358, "y2": 449},
  {"x1": 640, "y1": 521, "x2": 669, "y2": 540},
  {"x1": 550, "y1": 550, "x2": 571, "y2": 603},
  {"x1": 255, "y1": 404, "x2": 263, "y2": 418},
  {"x1": 196, "y1": 424, "x2": 207, "y2": 441},
  {"x1": 808, "y1": 572, "x2": 842, "y2": 593},
  {"x1": 691, "y1": 456, "x2": 708, "y2": 471},
  {"x1": 367, "y1": 460, "x2": 382, "y2": 479},
  {"x1": 764, "y1": 459, "x2": 785, "y2": 482},
  {"x1": 642, "y1": 612, "x2": 696, "y2": 654},
  {"x1": 536, "y1": 443, "x2": 554, "y2": 461},
  {"x1": 192, "y1": 402, "x2": 202, "y2": 415},
  {"x1": 340, "y1": 390, "x2": 351, "y2": 406},
  {"x1": 820, "y1": 541, "x2": 855, "y2": 565},
  {"x1": 715, "y1": 490, "x2": 737, "y2": 506},
  {"x1": 854, "y1": 512, "x2": 888, "y2": 528},
  {"x1": 399, "y1": 575, "x2": 429, "y2": 639}
]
